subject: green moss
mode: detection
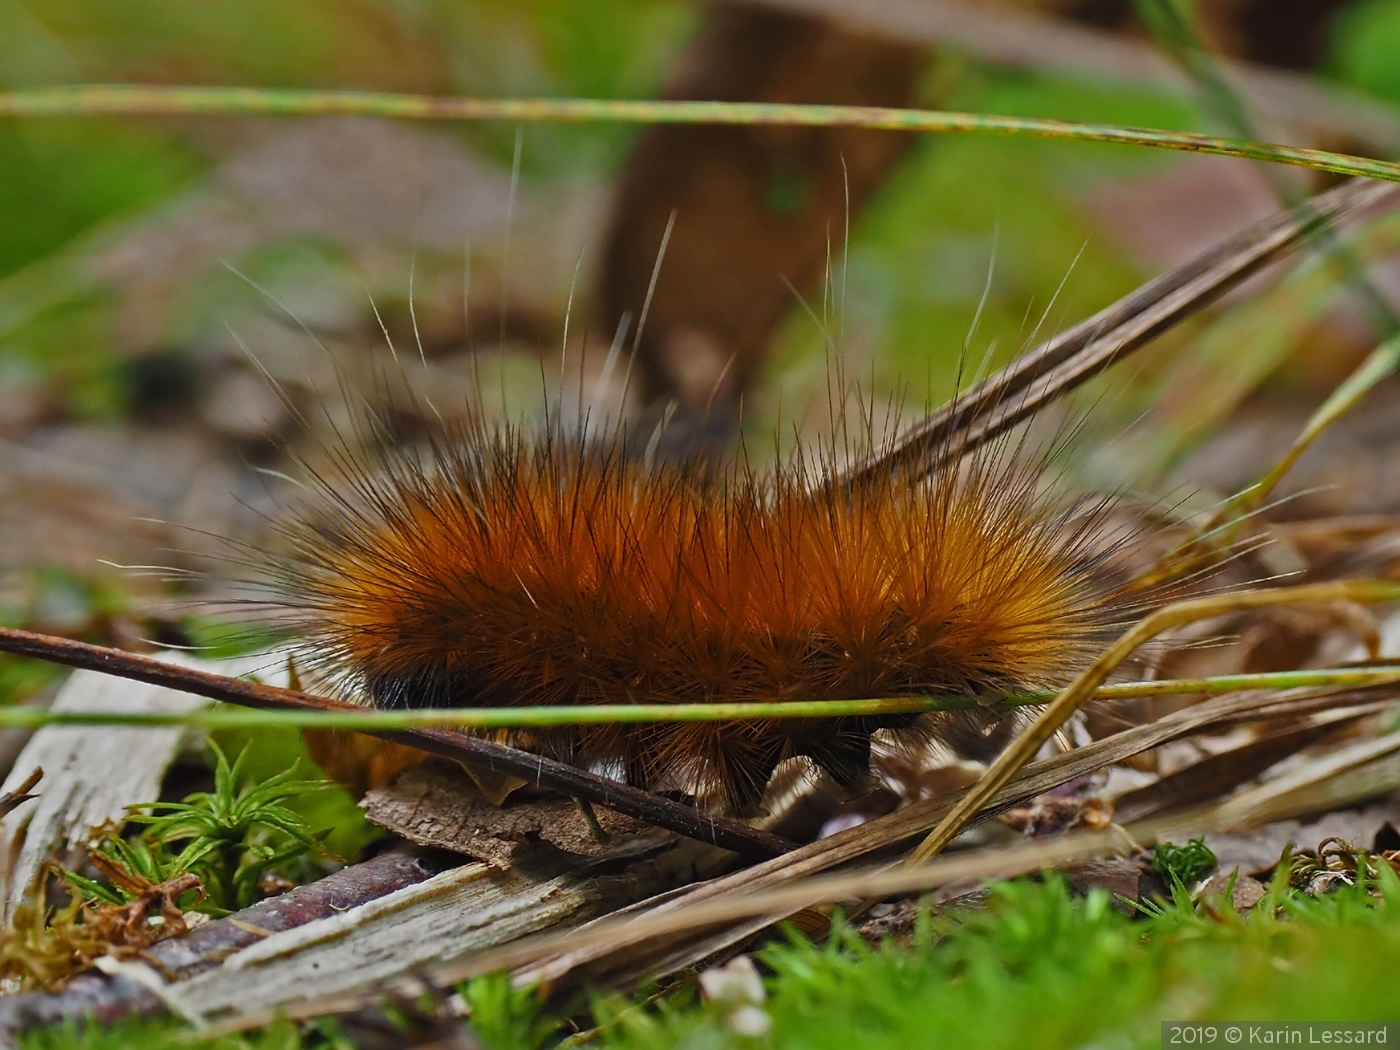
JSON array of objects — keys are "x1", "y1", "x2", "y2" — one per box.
[
  {"x1": 18, "y1": 1016, "x2": 335, "y2": 1050},
  {"x1": 597, "y1": 870, "x2": 1400, "y2": 1050},
  {"x1": 1154, "y1": 838, "x2": 1219, "y2": 886},
  {"x1": 208, "y1": 726, "x2": 383, "y2": 865}
]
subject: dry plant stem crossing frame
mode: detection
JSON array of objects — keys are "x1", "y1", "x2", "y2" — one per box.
[
  {"x1": 906, "y1": 579, "x2": 1400, "y2": 865},
  {"x1": 0, "y1": 627, "x2": 794, "y2": 860},
  {"x1": 846, "y1": 177, "x2": 1399, "y2": 482}
]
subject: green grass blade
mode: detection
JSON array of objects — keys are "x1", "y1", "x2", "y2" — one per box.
[
  {"x1": 2, "y1": 85, "x2": 1399, "y2": 183},
  {"x1": 0, "y1": 665, "x2": 1394, "y2": 732},
  {"x1": 1230, "y1": 329, "x2": 1400, "y2": 518}
]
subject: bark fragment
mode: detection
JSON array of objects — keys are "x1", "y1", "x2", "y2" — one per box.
[{"x1": 0, "y1": 849, "x2": 447, "y2": 1039}]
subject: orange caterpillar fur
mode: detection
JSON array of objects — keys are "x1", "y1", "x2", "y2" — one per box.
[{"x1": 264, "y1": 418, "x2": 1122, "y2": 814}]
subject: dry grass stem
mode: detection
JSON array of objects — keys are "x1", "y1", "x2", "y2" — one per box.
[{"x1": 907, "y1": 580, "x2": 1400, "y2": 865}]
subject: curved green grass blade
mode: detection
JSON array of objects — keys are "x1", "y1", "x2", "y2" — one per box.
[
  {"x1": 1227, "y1": 329, "x2": 1400, "y2": 521},
  {"x1": 2, "y1": 85, "x2": 1399, "y2": 184}
]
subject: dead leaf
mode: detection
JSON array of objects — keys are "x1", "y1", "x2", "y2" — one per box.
[
  {"x1": 361, "y1": 762, "x2": 651, "y2": 866},
  {"x1": 1066, "y1": 857, "x2": 1142, "y2": 904},
  {"x1": 1201, "y1": 870, "x2": 1269, "y2": 912}
]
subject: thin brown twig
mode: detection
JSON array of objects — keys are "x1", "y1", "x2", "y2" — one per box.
[
  {"x1": 0, "y1": 627, "x2": 794, "y2": 860},
  {"x1": 0, "y1": 767, "x2": 43, "y2": 821}
]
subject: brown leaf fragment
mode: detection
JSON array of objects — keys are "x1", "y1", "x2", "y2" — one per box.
[
  {"x1": 999, "y1": 792, "x2": 1113, "y2": 837},
  {"x1": 0, "y1": 865, "x2": 201, "y2": 993},
  {"x1": 852, "y1": 897, "x2": 924, "y2": 944},
  {"x1": 1066, "y1": 858, "x2": 1142, "y2": 905},
  {"x1": 874, "y1": 752, "x2": 984, "y2": 803},
  {"x1": 361, "y1": 762, "x2": 652, "y2": 865},
  {"x1": 84, "y1": 853, "x2": 204, "y2": 944},
  {"x1": 1201, "y1": 871, "x2": 1269, "y2": 913},
  {"x1": 458, "y1": 765, "x2": 530, "y2": 809}
]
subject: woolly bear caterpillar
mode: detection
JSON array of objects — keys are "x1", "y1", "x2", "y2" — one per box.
[
  {"x1": 241, "y1": 176, "x2": 1391, "y2": 818},
  {"x1": 254, "y1": 383, "x2": 1132, "y2": 816}
]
